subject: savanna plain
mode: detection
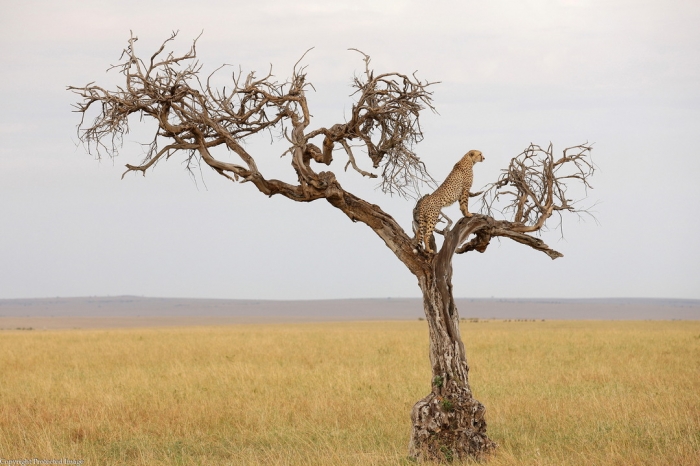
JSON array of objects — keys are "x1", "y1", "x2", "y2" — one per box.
[{"x1": 1, "y1": 320, "x2": 698, "y2": 465}]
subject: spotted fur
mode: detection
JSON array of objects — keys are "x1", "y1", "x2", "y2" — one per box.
[{"x1": 414, "y1": 150, "x2": 485, "y2": 253}]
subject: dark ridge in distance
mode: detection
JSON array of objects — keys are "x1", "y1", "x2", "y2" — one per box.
[{"x1": 0, "y1": 296, "x2": 698, "y2": 321}]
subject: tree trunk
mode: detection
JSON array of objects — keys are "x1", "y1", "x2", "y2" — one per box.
[{"x1": 408, "y1": 258, "x2": 497, "y2": 462}]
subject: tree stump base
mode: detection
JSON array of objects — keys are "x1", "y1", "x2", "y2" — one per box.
[{"x1": 409, "y1": 384, "x2": 497, "y2": 463}]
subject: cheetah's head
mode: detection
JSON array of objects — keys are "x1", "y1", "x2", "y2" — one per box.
[{"x1": 465, "y1": 150, "x2": 485, "y2": 164}]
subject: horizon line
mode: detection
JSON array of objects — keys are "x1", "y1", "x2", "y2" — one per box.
[{"x1": 2, "y1": 295, "x2": 699, "y2": 303}]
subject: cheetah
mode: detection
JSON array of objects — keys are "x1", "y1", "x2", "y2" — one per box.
[{"x1": 413, "y1": 150, "x2": 485, "y2": 254}]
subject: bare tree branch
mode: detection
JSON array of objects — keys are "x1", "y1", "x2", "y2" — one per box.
[
  {"x1": 339, "y1": 139, "x2": 377, "y2": 178},
  {"x1": 421, "y1": 143, "x2": 593, "y2": 261},
  {"x1": 69, "y1": 35, "x2": 439, "y2": 199},
  {"x1": 68, "y1": 34, "x2": 436, "y2": 273},
  {"x1": 345, "y1": 49, "x2": 438, "y2": 198},
  {"x1": 477, "y1": 143, "x2": 594, "y2": 235},
  {"x1": 301, "y1": 50, "x2": 439, "y2": 198}
]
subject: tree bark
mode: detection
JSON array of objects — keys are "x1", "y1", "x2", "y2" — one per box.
[{"x1": 408, "y1": 224, "x2": 497, "y2": 462}]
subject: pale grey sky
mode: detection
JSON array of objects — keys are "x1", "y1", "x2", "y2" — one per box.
[{"x1": 1, "y1": 0, "x2": 698, "y2": 300}]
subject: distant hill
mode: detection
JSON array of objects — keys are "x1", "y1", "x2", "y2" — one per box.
[{"x1": 1, "y1": 296, "x2": 698, "y2": 321}]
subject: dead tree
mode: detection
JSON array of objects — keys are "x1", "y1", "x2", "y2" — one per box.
[{"x1": 69, "y1": 32, "x2": 594, "y2": 463}]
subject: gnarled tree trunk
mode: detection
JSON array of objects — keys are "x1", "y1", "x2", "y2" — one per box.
[{"x1": 408, "y1": 221, "x2": 497, "y2": 462}]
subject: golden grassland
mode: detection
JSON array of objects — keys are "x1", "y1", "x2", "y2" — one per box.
[{"x1": 0, "y1": 320, "x2": 698, "y2": 465}]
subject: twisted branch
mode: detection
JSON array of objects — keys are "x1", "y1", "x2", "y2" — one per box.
[
  {"x1": 69, "y1": 34, "x2": 438, "y2": 201},
  {"x1": 431, "y1": 144, "x2": 594, "y2": 261},
  {"x1": 478, "y1": 143, "x2": 594, "y2": 234}
]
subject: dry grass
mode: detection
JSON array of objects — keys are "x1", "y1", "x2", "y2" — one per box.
[{"x1": 0, "y1": 320, "x2": 698, "y2": 465}]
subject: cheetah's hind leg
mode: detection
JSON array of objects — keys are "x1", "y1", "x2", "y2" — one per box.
[
  {"x1": 422, "y1": 231, "x2": 437, "y2": 254},
  {"x1": 421, "y1": 212, "x2": 451, "y2": 254}
]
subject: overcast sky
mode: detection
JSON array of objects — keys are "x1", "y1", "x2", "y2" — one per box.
[{"x1": 1, "y1": 0, "x2": 698, "y2": 300}]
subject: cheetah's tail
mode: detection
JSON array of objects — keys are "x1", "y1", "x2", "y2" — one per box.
[{"x1": 412, "y1": 195, "x2": 429, "y2": 239}]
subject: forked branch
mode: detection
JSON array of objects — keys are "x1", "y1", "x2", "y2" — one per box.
[
  {"x1": 432, "y1": 143, "x2": 594, "y2": 262},
  {"x1": 69, "y1": 34, "x2": 438, "y2": 201},
  {"x1": 68, "y1": 33, "x2": 441, "y2": 274},
  {"x1": 479, "y1": 143, "x2": 594, "y2": 234},
  {"x1": 349, "y1": 49, "x2": 438, "y2": 198}
]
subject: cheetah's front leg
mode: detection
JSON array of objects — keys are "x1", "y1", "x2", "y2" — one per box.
[{"x1": 459, "y1": 190, "x2": 473, "y2": 218}]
